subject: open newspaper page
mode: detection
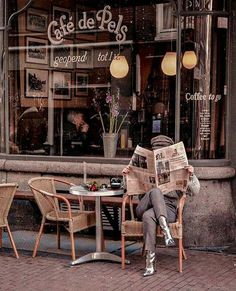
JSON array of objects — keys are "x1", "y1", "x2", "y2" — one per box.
[
  {"x1": 126, "y1": 145, "x2": 158, "y2": 195},
  {"x1": 126, "y1": 142, "x2": 189, "y2": 195},
  {"x1": 153, "y1": 142, "x2": 189, "y2": 194}
]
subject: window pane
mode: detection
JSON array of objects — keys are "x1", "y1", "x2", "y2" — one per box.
[{"x1": 180, "y1": 15, "x2": 227, "y2": 159}]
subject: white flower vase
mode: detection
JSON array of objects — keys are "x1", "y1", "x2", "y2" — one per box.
[{"x1": 102, "y1": 133, "x2": 118, "y2": 158}]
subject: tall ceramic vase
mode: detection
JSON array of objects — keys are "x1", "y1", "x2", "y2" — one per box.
[{"x1": 102, "y1": 133, "x2": 118, "y2": 158}]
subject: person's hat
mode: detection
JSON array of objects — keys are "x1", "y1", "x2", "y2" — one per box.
[{"x1": 151, "y1": 135, "x2": 174, "y2": 149}]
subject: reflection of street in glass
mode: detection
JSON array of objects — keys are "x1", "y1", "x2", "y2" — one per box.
[{"x1": 157, "y1": 160, "x2": 170, "y2": 185}]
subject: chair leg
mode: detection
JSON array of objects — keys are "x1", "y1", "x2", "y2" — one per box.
[
  {"x1": 178, "y1": 238, "x2": 183, "y2": 273},
  {"x1": 33, "y1": 218, "x2": 45, "y2": 258},
  {"x1": 141, "y1": 243, "x2": 145, "y2": 257},
  {"x1": 121, "y1": 235, "x2": 125, "y2": 270},
  {"x1": 6, "y1": 225, "x2": 19, "y2": 259},
  {"x1": 70, "y1": 231, "x2": 76, "y2": 261},
  {"x1": 183, "y1": 247, "x2": 187, "y2": 260},
  {"x1": 57, "y1": 222, "x2": 61, "y2": 249}
]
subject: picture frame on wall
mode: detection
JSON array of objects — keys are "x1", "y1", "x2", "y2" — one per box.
[
  {"x1": 155, "y1": 3, "x2": 177, "y2": 40},
  {"x1": 52, "y1": 71, "x2": 71, "y2": 99},
  {"x1": 50, "y1": 39, "x2": 74, "y2": 69},
  {"x1": 25, "y1": 68, "x2": 48, "y2": 98},
  {"x1": 75, "y1": 73, "x2": 88, "y2": 96},
  {"x1": 26, "y1": 37, "x2": 48, "y2": 65},
  {"x1": 76, "y1": 48, "x2": 93, "y2": 69},
  {"x1": 26, "y1": 8, "x2": 48, "y2": 32},
  {"x1": 53, "y1": 6, "x2": 71, "y2": 26}
]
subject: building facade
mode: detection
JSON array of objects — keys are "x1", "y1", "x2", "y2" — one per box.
[{"x1": 0, "y1": 0, "x2": 235, "y2": 247}]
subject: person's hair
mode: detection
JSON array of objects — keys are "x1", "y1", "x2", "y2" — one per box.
[{"x1": 67, "y1": 111, "x2": 84, "y2": 123}]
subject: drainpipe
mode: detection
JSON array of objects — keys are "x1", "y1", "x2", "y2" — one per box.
[{"x1": 0, "y1": 0, "x2": 33, "y2": 153}]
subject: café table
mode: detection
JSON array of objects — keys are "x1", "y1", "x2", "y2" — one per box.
[{"x1": 69, "y1": 185, "x2": 130, "y2": 266}]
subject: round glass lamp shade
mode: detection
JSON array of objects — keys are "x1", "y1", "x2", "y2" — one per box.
[
  {"x1": 161, "y1": 52, "x2": 176, "y2": 76},
  {"x1": 182, "y1": 51, "x2": 197, "y2": 69},
  {"x1": 110, "y1": 55, "x2": 129, "y2": 78}
]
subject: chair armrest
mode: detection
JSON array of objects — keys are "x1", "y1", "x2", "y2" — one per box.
[
  {"x1": 53, "y1": 178, "x2": 75, "y2": 187},
  {"x1": 122, "y1": 194, "x2": 130, "y2": 223},
  {"x1": 30, "y1": 185, "x2": 72, "y2": 219}
]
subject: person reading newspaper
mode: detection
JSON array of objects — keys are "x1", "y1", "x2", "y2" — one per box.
[{"x1": 122, "y1": 135, "x2": 200, "y2": 277}]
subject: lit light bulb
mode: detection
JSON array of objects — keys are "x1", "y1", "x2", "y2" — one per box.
[
  {"x1": 182, "y1": 50, "x2": 197, "y2": 69},
  {"x1": 161, "y1": 52, "x2": 176, "y2": 76},
  {"x1": 110, "y1": 55, "x2": 129, "y2": 79}
]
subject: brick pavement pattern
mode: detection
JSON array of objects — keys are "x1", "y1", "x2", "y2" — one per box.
[{"x1": 0, "y1": 247, "x2": 236, "y2": 291}]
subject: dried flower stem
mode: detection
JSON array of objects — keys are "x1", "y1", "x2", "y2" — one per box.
[{"x1": 116, "y1": 111, "x2": 129, "y2": 133}]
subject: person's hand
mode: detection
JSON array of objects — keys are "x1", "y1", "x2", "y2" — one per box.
[
  {"x1": 81, "y1": 122, "x2": 89, "y2": 133},
  {"x1": 122, "y1": 165, "x2": 131, "y2": 175},
  {"x1": 184, "y1": 165, "x2": 194, "y2": 175}
]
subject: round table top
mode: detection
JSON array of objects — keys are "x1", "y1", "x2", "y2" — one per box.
[{"x1": 69, "y1": 185, "x2": 124, "y2": 197}]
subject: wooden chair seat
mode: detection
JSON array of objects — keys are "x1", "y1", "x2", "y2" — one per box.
[
  {"x1": 122, "y1": 220, "x2": 182, "y2": 239},
  {"x1": 46, "y1": 210, "x2": 96, "y2": 232}
]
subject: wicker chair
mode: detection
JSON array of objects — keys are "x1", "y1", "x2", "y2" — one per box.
[
  {"x1": 0, "y1": 183, "x2": 19, "y2": 258},
  {"x1": 121, "y1": 191, "x2": 187, "y2": 272},
  {"x1": 28, "y1": 177, "x2": 96, "y2": 261}
]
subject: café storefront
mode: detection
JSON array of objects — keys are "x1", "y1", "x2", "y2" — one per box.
[{"x1": 0, "y1": 0, "x2": 235, "y2": 247}]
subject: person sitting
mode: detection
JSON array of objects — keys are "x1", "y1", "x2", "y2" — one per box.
[
  {"x1": 122, "y1": 135, "x2": 200, "y2": 277},
  {"x1": 63, "y1": 111, "x2": 89, "y2": 156}
]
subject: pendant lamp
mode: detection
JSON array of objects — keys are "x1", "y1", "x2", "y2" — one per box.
[
  {"x1": 182, "y1": 50, "x2": 198, "y2": 69},
  {"x1": 110, "y1": 55, "x2": 129, "y2": 79},
  {"x1": 161, "y1": 52, "x2": 177, "y2": 76}
]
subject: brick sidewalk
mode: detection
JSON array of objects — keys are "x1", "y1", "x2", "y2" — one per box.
[{"x1": 0, "y1": 232, "x2": 236, "y2": 291}]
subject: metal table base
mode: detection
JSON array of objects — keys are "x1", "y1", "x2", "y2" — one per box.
[
  {"x1": 71, "y1": 252, "x2": 130, "y2": 266},
  {"x1": 69, "y1": 188, "x2": 130, "y2": 266}
]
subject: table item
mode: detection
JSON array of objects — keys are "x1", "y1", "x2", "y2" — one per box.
[{"x1": 69, "y1": 186, "x2": 130, "y2": 266}]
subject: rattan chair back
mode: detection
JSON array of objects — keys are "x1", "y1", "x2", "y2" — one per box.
[
  {"x1": 0, "y1": 183, "x2": 18, "y2": 227},
  {"x1": 28, "y1": 177, "x2": 58, "y2": 216},
  {"x1": 0, "y1": 183, "x2": 19, "y2": 258}
]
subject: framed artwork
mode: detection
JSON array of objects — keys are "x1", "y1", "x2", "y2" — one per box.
[
  {"x1": 52, "y1": 71, "x2": 71, "y2": 99},
  {"x1": 53, "y1": 6, "x2": 71, "y2": 25},
  {"x1": 25, "y1": 68, "x2": 48, "y2": 98},
  {"x1": 26, "y1": 8, "x2": 48, "y2": 32},
  {"x1": 26, "y1": 37, "x2": 48, "y2": 65},
  {"x1": 50, "y1": 39, "x2": 74, "y2": 69},
  {"x1": 75, "y1": 73, "x2": 88, "y2": 96},
  {"x1": 76, "y1": 48, "x2": 93, "y2": 69},
  {"x1": 155, "y1": 3, "x2": 177, "y2": 40}
]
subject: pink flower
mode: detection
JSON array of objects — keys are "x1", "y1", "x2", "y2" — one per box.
[{"x1": 106, "y1": 94, "x2": 112, "y2": 103}]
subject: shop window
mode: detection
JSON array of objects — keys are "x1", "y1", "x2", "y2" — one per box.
[{"x1": 5, "y1": 0, "x2": 228, "y2": 159}]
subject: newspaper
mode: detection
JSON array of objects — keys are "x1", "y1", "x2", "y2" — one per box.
[{"x1": 126, "y1": 142, "x2": 189, "y2": 195}]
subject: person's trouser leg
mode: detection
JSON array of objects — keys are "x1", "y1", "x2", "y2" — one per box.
[
  {"x1": 142, "y1": 208, "x2": 157, "y2": 252},
  {"x1": 137, "y1": 189, "x2": 176, "y2": 247},
  {"x1": 142, "y1": 208, "x2": 157, "y2": 277},
  {"x1": 136, "y1": 188, "x2": 167, "y2": 220}
]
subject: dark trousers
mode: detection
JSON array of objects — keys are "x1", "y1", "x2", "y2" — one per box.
[{"x1": 136, "y1": 188, "x2": 177, "y2": 252}]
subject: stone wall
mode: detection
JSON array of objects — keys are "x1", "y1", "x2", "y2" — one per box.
[{"x1": 1, "y1": 159, "x2": 235, "y2": 247}]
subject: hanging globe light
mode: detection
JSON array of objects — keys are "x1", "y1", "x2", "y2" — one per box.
[
  {"x1": 161, "y1": 52, "x2": 176, "y2": 76},
  {"x1": 182, "y1": 50, "x2": 198, "y2": 69},
  {"x1": 110, "y1": 55, "x2": 129, "y2": 79}
]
